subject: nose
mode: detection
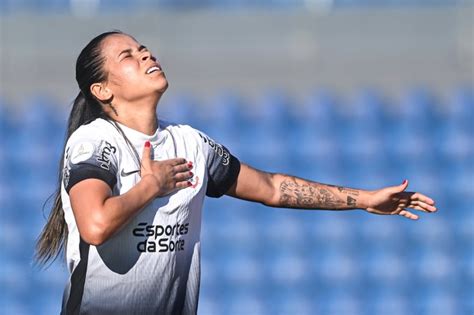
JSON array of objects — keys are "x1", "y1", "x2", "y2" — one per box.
[
  {"x1": 141, "y1": 51, "x2": 156, "y2": 62},
  {"x1": 141, "y1": 51, "x2": 150, "y2": 61}
]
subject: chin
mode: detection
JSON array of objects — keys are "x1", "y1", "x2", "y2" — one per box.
[{"x1": 155, "y1": 77, "x2": 169, "y2": 93}]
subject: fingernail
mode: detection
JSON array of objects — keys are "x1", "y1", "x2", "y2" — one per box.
[
  {"x1": 403, "y1": 179, "x2": 407, "y2": 184},
  {"x1": 187, "y1": 181, "x2": 192, "y2": 186},
  {"x1": 189, "y1": 172, "x2": 194, "y2": 177},
  {"x1": 187, "y1": 162, "x2": 193, "y2": 168},
  {"x1": 145, "y1": 141, "x2": 151, "y2": 148}
]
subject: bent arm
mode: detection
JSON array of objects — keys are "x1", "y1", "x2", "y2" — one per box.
[
  {"x1": 69, "y1": 175, "x2": 160, "y2": 246},
  {"x1": 226, "y1": 163, "x2": 370, "y2": 210}
]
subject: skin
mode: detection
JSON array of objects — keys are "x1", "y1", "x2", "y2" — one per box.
[{"x1": 70, "y1": 34, "x2": 437, "y2": 246}]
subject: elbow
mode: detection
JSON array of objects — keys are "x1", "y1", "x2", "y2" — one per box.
[
  {"x1": 82, "y1": 231, "x2": 106, "y2": 246},
  {"x1": 263, "y1": 173, "x2": 281, "y2": 207},
  {"x1": 263, "y1": 194, "x2": 280, "y2": 208},
  {"x1": 80, "y1": 214, "x2": 110, "y2": 246}
]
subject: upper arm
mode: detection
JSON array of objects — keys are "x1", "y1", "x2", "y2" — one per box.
[
  {"x1": 225, "y1": 163, "x2": 277, "y2": 206},
  {"x1": 69, "y1": 179, "x2": 112, "y2": 245},
  {"x1": 63, "y1": 130, "x2": 119, "y2": 244}
]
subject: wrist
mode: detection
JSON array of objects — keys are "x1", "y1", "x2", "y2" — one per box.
[
  {"x1": 356, "y1": 190, "x2": 373, "y2": 210},
  {"x1": 140, "y1": 174, "x2": 161, "y2": 196}
]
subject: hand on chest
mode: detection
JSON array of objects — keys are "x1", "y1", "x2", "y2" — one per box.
[{"x1": 118, "y1": 143, "x2": 205, "y2": 202}]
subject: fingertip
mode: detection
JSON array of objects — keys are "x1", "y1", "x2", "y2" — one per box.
[
  {"x1": 145, "y1": 141, "x2": 151, "y2": 148},
  {"x1": 402, "y1": 179, "x2": 409, "y2": 189}
]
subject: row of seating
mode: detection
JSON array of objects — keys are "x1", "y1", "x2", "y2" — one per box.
[{"x1": 0, "y1": 88, "x2": 472, "y2": 314}]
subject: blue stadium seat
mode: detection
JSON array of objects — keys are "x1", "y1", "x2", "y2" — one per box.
[
  {"x1": 202, "y1": 92, "x2": 252, "y2": 156},
  {"x1": 272, "y1": 292, "x2": 314, "y2": 315},
  {"x1": 446, "y1": 86, "x2": 473, "y2": 132},
  {"x1": 226, "y1": 288, "x2": 266, "y2": 314},
  {"x1": 303, "y1": 90, "x2": 342, "y2": 134},
  {"x1": 0, "y1": 97, "x2": 14, "y2": 136},
  {"x1": 437, "y1": 131, "x2": 472, "y2": 179},
  {"x1": 345, "y1": 88, "x2": 389, "y2": 132},
  {"x1": 1, "y1": 87, "x2": 471, "y2": 314},
  {"x1": 318, "y1": 287, "x2": 362, "y2": 315},
  {"x1": 21, "y1": 95, "x2": 65, "y2": 140},
  {"x1": 367, "y1": 287, "x2": 409, "y2": 315},
  {"x1": 398, "y1": 87, "x2": 440, "y2": 134},
  {"x1": 207, "y1": 91, "x2": 251, "y2": 131},
  {"x1": 159, "y1": 94, "x2": 204, "y2": 129},
  {"x1": 0, "y1": 257, "x2": 31, "y2": 307},
  {"x1": 252, "y1": 90, "x2": 299, "y2": 146},
  {"x1": 412, "y1": 286, "x2": 460, "y2": 315},
  {"x1": 383, "y1": 124, "x2": 435, "y2": 164}
]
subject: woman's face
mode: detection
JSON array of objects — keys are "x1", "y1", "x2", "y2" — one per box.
[{"x1": 99, "y1": 34, "x2": 168, "y2": 103}]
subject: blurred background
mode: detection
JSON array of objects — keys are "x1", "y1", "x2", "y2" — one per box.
[{"x1": 0, "y1": 1, "x2": 473, "y2": 314}]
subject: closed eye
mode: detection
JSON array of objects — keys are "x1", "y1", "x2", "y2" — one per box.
[
  {"x1": 120, "y1": 53, "x2": 132, "y2": 61},
  {"x1": 118, "y1": 45, "x2": 148, "y2": 61}
]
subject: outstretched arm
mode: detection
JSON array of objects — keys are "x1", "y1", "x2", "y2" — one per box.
[{"x1": 226, "y1": 163, "x2": 437, "y2": 220}]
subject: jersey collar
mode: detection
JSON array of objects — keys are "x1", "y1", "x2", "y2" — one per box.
[{"x1": 115, "y1": 119, "x2": 167, "y2": 146}]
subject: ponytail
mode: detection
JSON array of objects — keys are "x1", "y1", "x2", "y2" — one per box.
[
  {"x1": 35, "y1": 91, "x2": 106, "y2": 266},
  {"x1": 35, "y1": 30, "x2": 132, "y2": 266}
]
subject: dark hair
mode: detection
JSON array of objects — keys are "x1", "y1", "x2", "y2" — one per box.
[{"x1": 35, "y1": 30, "x2": 130, "y2": 265}]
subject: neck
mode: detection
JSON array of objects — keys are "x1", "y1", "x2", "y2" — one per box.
[{"x1": 109, "y1": 93, "x2": 162, "y2": 135}]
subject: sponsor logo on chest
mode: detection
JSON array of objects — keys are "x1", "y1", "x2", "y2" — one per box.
[{"x1": 132, "y1": 222, "x2": 189, "y2": 253}]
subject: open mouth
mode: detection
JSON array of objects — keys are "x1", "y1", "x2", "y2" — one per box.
[{"x1": 146, "y1": 65, "x2": 162, "y2": 74}]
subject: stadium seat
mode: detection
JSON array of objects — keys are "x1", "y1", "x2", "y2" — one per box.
[
  {"x1": 1, "y1": 85, "x2": 472, "y2": 314},
  {"x1": 159, "y1": 94, "x2": 204, "y2": 130},
  {"x1": 446, "y1": 86, "x2": 474, "y2": 132},
  {"x1": 303, "y1": 90, "x2": 343, "y2": 134}
]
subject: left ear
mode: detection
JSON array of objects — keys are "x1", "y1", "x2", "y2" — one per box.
[{"x1": 90, "y1": 82, "x2": 113, "y2": 103}]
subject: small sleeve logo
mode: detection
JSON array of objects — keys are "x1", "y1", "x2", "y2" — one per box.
[
  {"x1": 97, "y1": 140, "x2": 117, "y2": 171},
  {"x1": 70, "y1": 142, "x2": 95, "y2": 164},
  {"x1": 199, "y1": 133, "x2": 230, "y2": 166}
]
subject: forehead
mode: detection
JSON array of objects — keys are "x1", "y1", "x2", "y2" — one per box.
[{"x1": 101, "y1": 34, "x2": 140, "y2": 56}]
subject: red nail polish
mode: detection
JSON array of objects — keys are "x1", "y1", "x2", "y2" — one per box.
[
  {"x1": 403, "y1": 179, "x2": 407, "y2": 184},
  {"x1": 187, "y1": 162, "x2": 193, "y2": 168},
  {"x1": 187, "y1": 181, "x2": 192, "y2": 186},
  {"x1": 145, "y1": 141, "x2": 151, "y2": 148},
  {"x1": 189, "y1": 172, "x2": 194, "y2": 177}
]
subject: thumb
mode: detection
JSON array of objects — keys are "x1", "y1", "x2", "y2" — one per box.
[
  {"x1": 395, "y1": 179, "x2": 409, "y2": 193},
  {"x1": 141, "y1": 141, "x2": 151, "y2": 162}
]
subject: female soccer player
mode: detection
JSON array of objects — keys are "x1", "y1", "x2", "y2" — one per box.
[{"x1": 36, "y1": 31, "x2": 436, "y2": 315}]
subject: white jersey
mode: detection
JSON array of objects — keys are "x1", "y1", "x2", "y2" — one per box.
[{"x1": 60, "y1": 118, "x2": 240, "y2": 315}]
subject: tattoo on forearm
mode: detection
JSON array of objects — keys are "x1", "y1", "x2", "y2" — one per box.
[
  {"x1": 347, "y1": 196, "x2": 357, "y2": 207},
  {"x1": 279, "y1": 177, "x2": 360, "y2": 209},
  {"x1": 327, "y1": 184, "x2": 360, "y2": 196},
  {"x1": 279, "y1": 177, "x2": 347, "y2": 209}
]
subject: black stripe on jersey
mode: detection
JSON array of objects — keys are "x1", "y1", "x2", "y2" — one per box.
[
  {"x1": 66, "y1": 164, "x2": 117, "y2": 193},
  {"x1": 206, "y1": 153, "x2": 241, "y2": 198},
  {"x1": 62, "y1": 239, "x2": 90, "y2": 315}
]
